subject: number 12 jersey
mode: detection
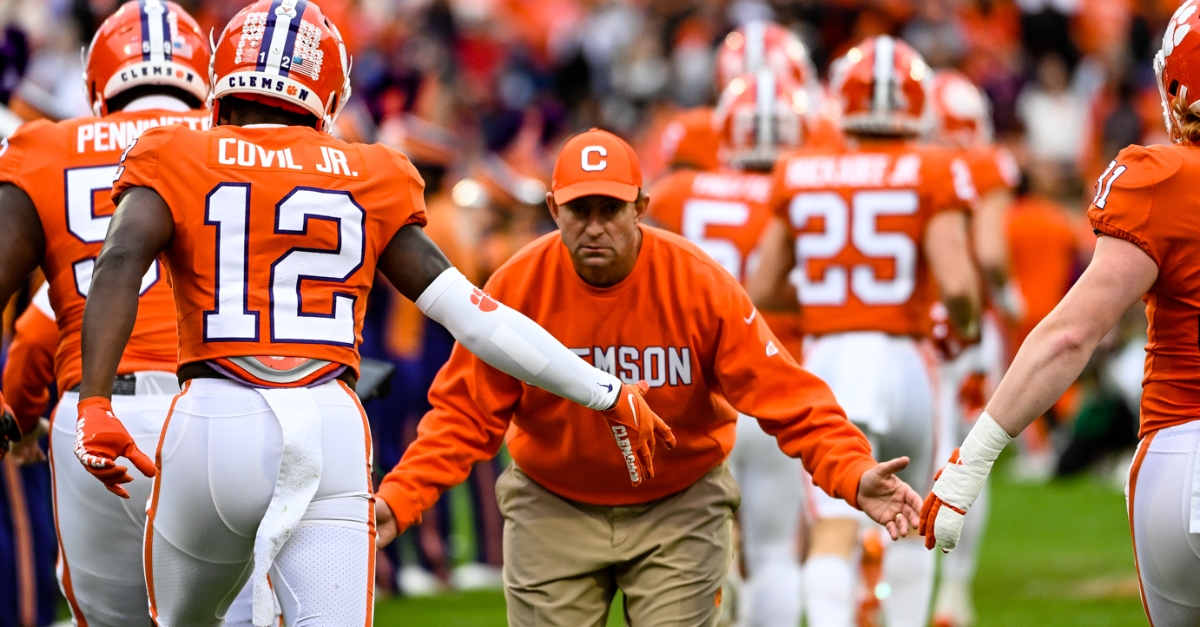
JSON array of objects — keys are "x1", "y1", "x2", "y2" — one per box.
[
  {"x1": 111, "y1": 123, "x2": 428, "y2": 377},
  {"x1": 770, "y1": 140, "x2": 975, "y2": 337}
]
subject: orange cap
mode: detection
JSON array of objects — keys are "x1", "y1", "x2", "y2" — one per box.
[{"x1": 552, "y1": 129, "x2": 643, "y2": 204}]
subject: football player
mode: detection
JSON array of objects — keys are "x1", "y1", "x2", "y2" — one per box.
[
  {"x1": 924, "y1": 69, "x2": 1019, "y2": 627},
  {"x1": 375, "y1": 127, "x2": 923, "y2": 627},
  {"x1": 748, "y1": 36, "x2": 981, "y2": 627},
  {"x1": 647, "y1": 69, "x2": 808, "y2": 627},
  {"x1": 715, "y1": 21, "x2": 842, "y2": 152},
  {"x1": 0, "y1": 3, "x2": 247, "y2": 624},
  {"x1": 75, "y1": 2, "x2": 670, "y2": 625},
  {"x1": 923, "y1": 4, "x2": 1200, "y2": 626}
]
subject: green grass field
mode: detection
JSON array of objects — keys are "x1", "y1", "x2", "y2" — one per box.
[{"x1": 373, "y1": 460, "x2": 1149, "y2": 627}]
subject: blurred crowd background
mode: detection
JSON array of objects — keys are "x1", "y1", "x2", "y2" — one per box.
[{"x1": 0, "y1": 0, "x2": 1177, "y2": 622}]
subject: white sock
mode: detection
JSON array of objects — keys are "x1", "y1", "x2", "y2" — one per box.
[
  {"x1": 802, "y1": 554, "x2": 854, "y2": 627},
  {"x1": 743, "y1": 542, "x2": 802, "y2": 627},
  {"x1": 881, "y1": 538, "x2": 935, "y2": 627}
]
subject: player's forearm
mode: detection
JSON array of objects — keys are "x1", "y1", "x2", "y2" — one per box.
[
  {"x1": 972, "y1": 191, "x2": 1011, "y2": 290},
  {"x1": 79, "y1": 249, "x2": 146, "y2": 399},
  {"x1": 417, "y1": 268, "x2": 621, "y2": 410},
  {"x1": 926, "y1": 211, "x2": 981, "y2": 336},
  {"x1": 0, "y1": 185, "x2": 47, "y2": 310},
  {"x1": 984, "y1": 310, "x2": 1102, "y2": 437}
]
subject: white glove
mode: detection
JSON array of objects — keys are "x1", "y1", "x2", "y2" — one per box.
[{"x1": 920, "y1": 412, "x2": 1011, "y2": 551}]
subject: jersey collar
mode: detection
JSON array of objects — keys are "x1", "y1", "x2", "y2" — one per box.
[{"x1": 123, "y1": 95, "x2": 192, "y2": 113}]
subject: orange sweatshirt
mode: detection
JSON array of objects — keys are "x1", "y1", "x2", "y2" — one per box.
[
  {"x1": 376, "y1": 226, "x2": 875, "y2": 526},
  {"x1": 4, "y1": 299, "x2": 57, "y2": 433}
]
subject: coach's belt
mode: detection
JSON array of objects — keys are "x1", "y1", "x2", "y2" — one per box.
[{"x1": 69, "y1": 371, "x2": 180, "y2": 395}]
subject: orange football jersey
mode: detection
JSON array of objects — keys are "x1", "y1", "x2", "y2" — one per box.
[
  {"x1": 0, "y1": 109, "x2": 209, "y2": 391},
  {"x1": 772, "y1": 140, "x2": 975, "y2": 337},
  {"x1": 377, "y1": 226, "x2": 874, "y2": 512},
  {"x1": 1006, "y1": 195, "x2": 1079, "y2": 351},
  {"x1": 111, "y1": 124, "x2": 428, "y2": 377},
  {"x1": 1088, "y1": 144, "x2": 1200, "y2": 438},
  {"x1": 648, "y1": 168, "x2": 802, "y2": 357},
  {"x1": 963, "y1": 144, "x2": 1019, "y2": 198}
]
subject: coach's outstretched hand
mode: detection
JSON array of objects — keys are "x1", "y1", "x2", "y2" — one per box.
[
  {"x1": 857, "y1": 456, "x2": 923, "y2": 540},
  {"x1": 74, "y1": 397, "x2": 156, "y2": 498}
]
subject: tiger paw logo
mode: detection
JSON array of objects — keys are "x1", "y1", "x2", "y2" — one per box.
[
  {"x1": 287, "y1": 85, "x2": 299, "y2": 97},
  {"x1": 1165, "y1": 0, "x2": 1197, "y2": 56},
  {"x1": 470, "y1": 288, "x2": 498, "y2": 312}
]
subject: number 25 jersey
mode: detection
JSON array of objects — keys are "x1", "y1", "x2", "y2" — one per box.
[
  {"x1": 771, "y1": 141, "x2": 975, "y2": 337},
  {"x1": 111, "y1": 124, "x2": 428, "y2": 376},
  {"x1": 0, "y1": 108, "x2": 209, "y2": 391}
]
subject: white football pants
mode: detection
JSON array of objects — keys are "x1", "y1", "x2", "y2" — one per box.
[
  {"x1": 145, "y1": 378, "x2": 374, "y2": 627},
  {"x1": 800, "y1": 333, "x2": 938, "y2": 627},
  {"x1": 1128, "y1": 420, "x2": 1200, "y2": 626},
  {"x1": 801, "y1": 332, "x2": 939, "y2": 520},
  {"x1": 729, "y1": 415, "x2": 803, "y2": 627},
  {"x1": 51, "y1": 378, "x2": 259, "y2": 627}
]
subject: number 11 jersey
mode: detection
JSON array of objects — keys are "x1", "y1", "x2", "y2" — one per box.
[
  {"x1": 111, "y1": 123, "x2": 428, "y2": 377},
  {"x1": 770, "y1": 140, "x2": 975, "y2": 338}
]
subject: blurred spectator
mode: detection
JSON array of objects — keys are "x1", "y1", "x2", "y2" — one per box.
[
  {"x1": 903, "y1": 0, "x2": 967, "y2": 68},
  {"x1": 1017, "y1": 54, "x2": 1089, "y2": 170}
]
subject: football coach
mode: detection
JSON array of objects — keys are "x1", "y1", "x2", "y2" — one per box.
[{"x1": 375, "y1": 128, "x2": 922, "y2": 626}]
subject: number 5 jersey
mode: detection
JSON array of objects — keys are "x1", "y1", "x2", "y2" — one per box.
[
  {"x1": 110, "y1": 123, "x2": 428, "y2": 382},
  {"x1": 0, "y1": 108, "x2": 210, "y2": 392}
]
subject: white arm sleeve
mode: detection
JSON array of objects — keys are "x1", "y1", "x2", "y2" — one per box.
[{"x1": 415, "y1": 268, "x2": 621, "y2": 411}]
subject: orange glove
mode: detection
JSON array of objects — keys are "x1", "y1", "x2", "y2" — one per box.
[
  {"x1": 919, "y1": 449, "x2": 967, "y2": 551},
  {"x1": 603, "y1": 381, "x2": 675, "y2": 487},
  {"x1": 74, "y1": 397, "x2": 157, "y2": 498},
  {"x1": 920, "y1": 412, "x2": 1011, "y2": 552}
]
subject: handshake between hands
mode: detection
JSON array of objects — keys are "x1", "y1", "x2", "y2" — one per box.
[
  {"x1": 920, "y1": 413, "x2": 1013, "y2": 551},
  {"x1": 66, "y1": 380, "x2": 1011, "y2": 552}
]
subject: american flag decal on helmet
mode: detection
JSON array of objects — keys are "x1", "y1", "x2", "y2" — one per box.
[{"x1": 290, "y1": 20, "x2": 324, "y2": 80}]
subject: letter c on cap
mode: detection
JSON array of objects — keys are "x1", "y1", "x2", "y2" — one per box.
[{"x1": 581, "y1": 145, "x2": 607, "y2": 171}]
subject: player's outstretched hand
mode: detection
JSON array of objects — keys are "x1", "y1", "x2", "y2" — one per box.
[
  {"x1": 857, "y1": 456, "x2": 923, "y2": 540},
  {"x1": 603, "y1": 381, "x2": 676, "y2": 487},
  {"x1": 74, "y1": 397, "x2": 156, "y2": 498},
  {"x1": 921, "y1": 448, "x2": 978, "y2": 553},
  {"x1": 376, "y1": 499, "x2": 398, "y2": 548}
]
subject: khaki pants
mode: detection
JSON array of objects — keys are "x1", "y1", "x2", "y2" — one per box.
[{"x1": 496, "y1": 462, "x2": 741, "y2": 627}]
